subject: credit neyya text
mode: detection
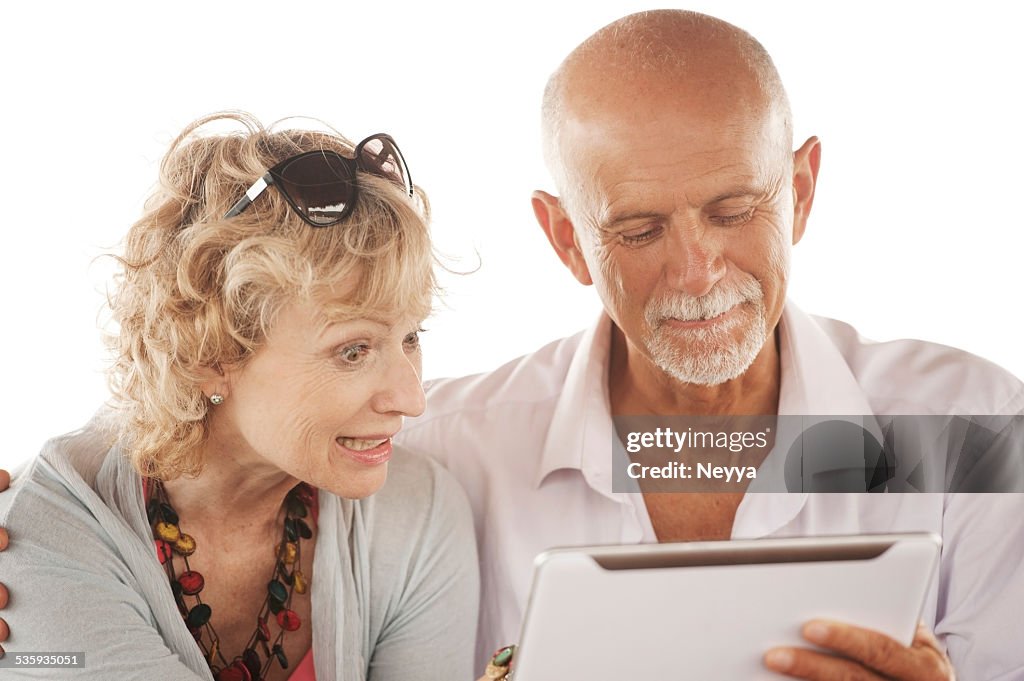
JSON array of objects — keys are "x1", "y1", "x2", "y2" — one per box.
[{"x1": 623, "y1": 426, "x2": 770, "y2": 482}]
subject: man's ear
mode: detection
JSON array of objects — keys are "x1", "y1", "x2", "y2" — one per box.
[
  {"x1": 791, "y1": 136, "x2": 821, "y2": 246},
  {"x1": 531, "y1": 190, "x2": 593, "y2": 286}
]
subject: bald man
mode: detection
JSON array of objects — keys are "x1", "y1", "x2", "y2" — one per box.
[{"x1": 402, "y1": 10, "x2": 1022, "y2": 681}]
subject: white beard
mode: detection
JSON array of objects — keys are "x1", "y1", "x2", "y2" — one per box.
[{"x1": 642, "y1": 275, "x2": 769, "y2": 386}]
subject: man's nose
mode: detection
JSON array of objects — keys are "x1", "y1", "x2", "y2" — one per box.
[
  {"x1": 372, "y1": 351, "x2": 427, "y2": 418},
  {"x1": 663, "y1": 225, "x2": 727, "y2": 297}
]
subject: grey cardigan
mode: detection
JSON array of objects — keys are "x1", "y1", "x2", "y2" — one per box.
[{"x1": 0, "y1": 410, "x2": 479, "y2": 680}]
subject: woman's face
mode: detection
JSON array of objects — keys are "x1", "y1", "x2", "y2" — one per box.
[{"x1": 208, "y1": 298, "x2": 426, "y2": 499}]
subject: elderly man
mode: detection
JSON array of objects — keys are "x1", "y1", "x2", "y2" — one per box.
[
  {"x1": 401, "y1": 9, "x2": 1022, "y2": 681},
  {"x1": 0, "y1": 9, "x2": 1021, "y2": 680}
]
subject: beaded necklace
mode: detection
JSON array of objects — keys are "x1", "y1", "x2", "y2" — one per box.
[{"x1": 147, "y1": 479, "x2": 315, "y2": 681}]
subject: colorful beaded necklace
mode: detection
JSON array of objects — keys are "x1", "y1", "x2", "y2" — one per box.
[{"x1": 146, "y1": 478, "x2": 315, "y2": 681}]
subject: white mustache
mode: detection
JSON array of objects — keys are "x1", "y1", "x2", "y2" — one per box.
[{"x1": 645, "y1": 276, "x2": 764, "y2": 324}]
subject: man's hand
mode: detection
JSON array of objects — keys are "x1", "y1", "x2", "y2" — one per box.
[
  {"x1": 765, "y1": 620, "x2": 954, "y2": 680},
  {"x1": 0, "y1": 468, "x2": 10, "y2": 658}
]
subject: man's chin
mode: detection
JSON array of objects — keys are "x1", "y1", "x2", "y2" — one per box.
[
  {"x1": 659, "y1": 355, "x2": 751, "y2": 386},
  {"x1": 647, "y1": 330, "x2": 767, "y2": 386}
]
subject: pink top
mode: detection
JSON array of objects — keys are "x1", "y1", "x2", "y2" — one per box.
[{"x1": 288, "y1": 648, "x2": 315, "y2": 681}]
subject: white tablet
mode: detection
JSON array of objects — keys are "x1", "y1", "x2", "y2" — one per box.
[{"x1": 512, "y1": 533, "x2": 941, "y2": 681}]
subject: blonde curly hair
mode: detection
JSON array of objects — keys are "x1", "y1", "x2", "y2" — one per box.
[{"x1": 108, "y1": 111, "x2": 435, "y2": 480}]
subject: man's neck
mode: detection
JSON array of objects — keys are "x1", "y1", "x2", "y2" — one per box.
[{"x1": 608, "y1": 324, "x2": 781, "y2": 416}]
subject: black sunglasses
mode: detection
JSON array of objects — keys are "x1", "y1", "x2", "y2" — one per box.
[{"x1": 223, "y1": 133, "x2": 413, "y2": 228}]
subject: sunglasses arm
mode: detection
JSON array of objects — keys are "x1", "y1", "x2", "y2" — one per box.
[{"x1": 223, "y1": 174, "x2": 273, "y2": 219}]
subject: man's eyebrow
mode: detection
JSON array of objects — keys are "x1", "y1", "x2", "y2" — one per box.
[
  {"x1": 706, "y1": 187, "x2": 767, "y2": 204},
  {"x1": 598, "y1": 211, "x2": 664, "y2": 231},
  {"x1": 596, "y1": 183, "x2": 781, "y2": 230}
]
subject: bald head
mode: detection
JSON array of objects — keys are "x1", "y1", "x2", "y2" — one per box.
[{"x1": 542, "y1": 10, "x2": 792, "y2": 206}]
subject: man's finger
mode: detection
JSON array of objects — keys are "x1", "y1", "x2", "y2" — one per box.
[
  {"x1": 0, "y1": 618, "x2": 8, "y2": 642},
  {"x1": 912, "y1": 622, "x2": 944, "y2": 652},
  {"x1": 0, "y1": 469, "x2": 9, "y2": 491},
  {"x1": 0, "y1": 582, "x2": 8, "y2": 609},
  {"x1": 765, "y1": 647, "x2": 885, "y2": 680},
  {"x1": 0, "y1": 528, "x2": 8, "y2": 551},
  {"x1": 910, "y1": 623, "x2": 955, "y2": 677},
  {"x1": 802, "y1": 620, "x2": 930, "y2": 680}
]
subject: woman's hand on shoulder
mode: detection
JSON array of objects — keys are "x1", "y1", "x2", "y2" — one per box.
[{"x1": 0, "y1": 467, "x2": 10, "y2": 656}]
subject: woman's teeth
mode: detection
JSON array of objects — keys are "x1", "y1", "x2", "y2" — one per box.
[{"x1": 338, "y1": 437, "x2": 388, "y2": 451}]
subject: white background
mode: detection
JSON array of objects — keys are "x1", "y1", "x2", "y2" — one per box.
[{"x1": 1, "y1": 1, "x2": 1021, "y2": 469}]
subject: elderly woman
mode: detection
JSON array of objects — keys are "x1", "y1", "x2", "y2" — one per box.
[{"x1": 0, "y1": 112, "x2": 478, "y2": 680}]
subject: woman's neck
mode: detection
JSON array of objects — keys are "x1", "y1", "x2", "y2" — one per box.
[{"x1": 158, "y1": 439, "x2": 299, "y2": 539}]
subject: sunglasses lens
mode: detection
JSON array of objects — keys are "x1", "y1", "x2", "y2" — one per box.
[
  {"x1": 273, "y1": 151, "x2": 356, "y2": 226},
  {"x1": 359, "y1": 136, "x2": 413, "y2": 198}
]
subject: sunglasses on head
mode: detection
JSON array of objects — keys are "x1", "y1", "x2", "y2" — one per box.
[{"x1": 223, "y1": 133, "x2": 413, "y2": 228}]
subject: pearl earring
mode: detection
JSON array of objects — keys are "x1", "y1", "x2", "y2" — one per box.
[{"x1": 209, "y1": 393, "x2": 225, "y2": 405}]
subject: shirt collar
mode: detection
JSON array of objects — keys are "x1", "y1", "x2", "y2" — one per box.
[
  {"x1": 536, "y1": 312, "x2": 614, "y2": 490},
  {"x1": 777, "y1": 303, "x2": 876, "y2": 415}
]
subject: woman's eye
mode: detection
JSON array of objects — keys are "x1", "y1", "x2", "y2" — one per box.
[
  {"x1": 403, "y1": 328, "x2": 425, "y2": 350},
  {"x1": 339, "y1": 344, "x2": 371, "y2": 364}
]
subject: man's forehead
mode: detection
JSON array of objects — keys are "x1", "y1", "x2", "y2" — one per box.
[
  {"x1": 565, "y1": 65, "x2": 782, "y2": 141},
  {"x1": 564, "y1": 109, "x2": 786, "y2": 194}
]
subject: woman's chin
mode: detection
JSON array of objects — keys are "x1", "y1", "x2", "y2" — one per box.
[
  {"x1": 336, "y1": 469, "x2": 389, "y2": 499},
  {"x1": 318, "y1": 462, "x2": 391, "y2": 500}
]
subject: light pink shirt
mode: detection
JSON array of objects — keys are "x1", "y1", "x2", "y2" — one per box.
[{"x1": 400, "y1": 301, "x2": 1024, "y2": 679}]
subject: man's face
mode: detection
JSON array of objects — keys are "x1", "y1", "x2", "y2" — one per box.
[{"x1": 559, "y1": 100, "x2": 799, "y2": 386}]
